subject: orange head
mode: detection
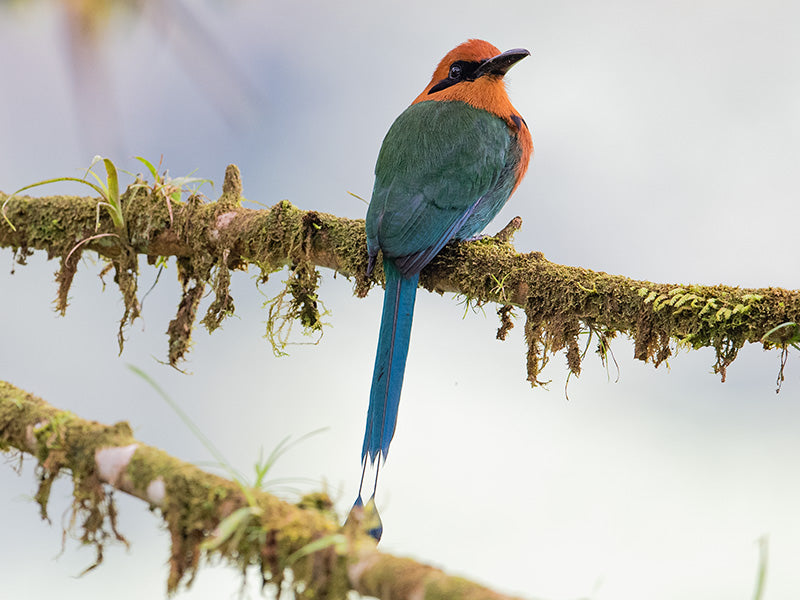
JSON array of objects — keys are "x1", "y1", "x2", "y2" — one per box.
[
  {"x1": 412, "y1": 39, "x2": 529, "y2": 117},
  {"x1": 412, "y1": 39, "x2": 533, "y2": 189}
]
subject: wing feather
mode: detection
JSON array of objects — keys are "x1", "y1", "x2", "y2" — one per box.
[{"x1": 366, "y1": 100, "x2": 513, "y2": 276}]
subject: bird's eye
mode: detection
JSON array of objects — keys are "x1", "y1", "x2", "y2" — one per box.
[{"x1": 449, "y1": 64, "x2": 462, "y2": 79}]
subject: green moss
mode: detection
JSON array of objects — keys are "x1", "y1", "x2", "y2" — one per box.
[
  {"x1": 417, "y1": 232, "x2": 799, "y2": 387},
  {"x1": 201, "y1": 258, "x2": 235, "y2": 333},
  {"x1": 4, "y1": 164, "x2": 800, "y2": 392}
]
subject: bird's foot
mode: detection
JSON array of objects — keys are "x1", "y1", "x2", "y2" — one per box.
[{"x1": 462, "y1": 234, "x2": 489, "y2": 242}]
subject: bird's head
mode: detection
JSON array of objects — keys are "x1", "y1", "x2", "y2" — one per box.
[{"x1": 413, "y1": 39, "x2": 530, "y2": 113}]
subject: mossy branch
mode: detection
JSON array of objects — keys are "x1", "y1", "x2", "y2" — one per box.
[
  {"x1": 1, "y1": 164, "x2": 799, "y2": 383},
  {"x1": 0, "y1": 381, "x2": 523, "y2": 599}
]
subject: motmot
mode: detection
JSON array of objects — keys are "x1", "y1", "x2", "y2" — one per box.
[{"x1": 354, "y1": 39, "x2": 533, "y2": 540}]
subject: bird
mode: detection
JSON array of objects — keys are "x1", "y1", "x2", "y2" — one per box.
[{"x1": 353, "y1": 39, "x2": 533, "y2": 541}]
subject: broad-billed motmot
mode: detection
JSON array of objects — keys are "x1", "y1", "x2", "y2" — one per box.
[{"x1": 353, "y1": 39, "x2": 533, "y2": 540}]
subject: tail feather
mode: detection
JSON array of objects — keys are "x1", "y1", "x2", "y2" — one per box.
[{"x1": 361, "y1": 259, "x2": 419, "y2": 463}]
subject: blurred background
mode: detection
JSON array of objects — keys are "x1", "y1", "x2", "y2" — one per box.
[{"x1": 1, "y1": 1, "x2": 799, "y2": 598}]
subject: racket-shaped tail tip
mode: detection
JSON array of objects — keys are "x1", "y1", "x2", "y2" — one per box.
[{"x1": 363, "y1": 495, "x2": 384, "y2": 542}]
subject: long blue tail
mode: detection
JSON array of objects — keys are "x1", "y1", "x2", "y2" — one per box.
[
  {"x1": 361, "y1": 259, "x2": 418, "y2": 464},
  {"x1": 349, "y1": 260, "x2": 418, "y2": 540}
]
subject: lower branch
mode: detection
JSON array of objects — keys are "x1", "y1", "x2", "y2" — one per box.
[{"x1": 0, "y1": 381, "x2": 523, "y2": 599}]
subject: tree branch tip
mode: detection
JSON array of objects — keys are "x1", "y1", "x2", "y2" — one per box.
[
  {"x1": 222, "y1": 164, "x2": 243, "y2": 198},
  {"x1": 494, "y1": 216, "x2": 524, "y2": 243}
]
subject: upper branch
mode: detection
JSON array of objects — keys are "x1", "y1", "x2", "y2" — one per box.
[{"x1": 1, "y1": 166, "x2": 799, "y2": 384}]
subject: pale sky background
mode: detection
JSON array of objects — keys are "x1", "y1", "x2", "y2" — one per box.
[{"x1": 1, "y1": 1, "x2": 799, "y2": 599}]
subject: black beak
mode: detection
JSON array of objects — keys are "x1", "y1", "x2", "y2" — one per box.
[{"x1": 475, "y1": 48, "x2": 530, "y2": 77}]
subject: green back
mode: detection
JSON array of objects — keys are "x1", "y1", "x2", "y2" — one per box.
[{"x1": 366, "y1": 100, "x2": 512, "y2": 274}]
